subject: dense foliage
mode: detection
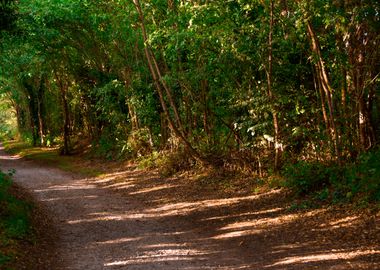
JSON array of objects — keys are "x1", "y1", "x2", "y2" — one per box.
[
  {"x1": 0, "y1": 1, "x2": 379, "y2": 200},
  {"x1": 284, "y1": 149, "x2": 380, "y2": 203}
]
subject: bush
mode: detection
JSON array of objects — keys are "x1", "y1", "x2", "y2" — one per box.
[
  {"x1": 138, "y1": 149, "x2": 196, "y2": 177},
  {"x1": 127, "y1": 128, "x2": 153, "y2": 157},
  {"x1": 156, "y1": 150, "x2": 196, "y2": 177},
  {"x1": 349, "y1": 149, "x2": 380, "y2": 202},
  {"x1": 282, "y1": 161, "x2": 339, "y2": 195},
  {"x1": 283, "y1": 149, "x2": 380, "y2": 204}
]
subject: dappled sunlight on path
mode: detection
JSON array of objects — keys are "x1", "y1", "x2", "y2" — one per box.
[
  {"x1": 0, "y1": 145, "x2": 378, "y2": 269},
  {"x1": 266, "y1": 249, "x2": 380, "y2": 268}
]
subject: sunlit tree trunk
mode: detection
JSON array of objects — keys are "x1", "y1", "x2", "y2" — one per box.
[
  {"x1": 306, "y1": 21, "x2": 340, "y2": 160},
  {"x1": 312, "y1": 65, "x2": 330, "y2": 134}
]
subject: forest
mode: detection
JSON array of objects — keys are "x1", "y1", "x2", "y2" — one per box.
[{"x1": 0, "y1": 0, "x2": 379, "y2": 203}]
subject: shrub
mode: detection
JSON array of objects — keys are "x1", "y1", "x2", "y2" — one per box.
[
  {"x1": 127, "y1": 128, "x2": 153, "y2": 157},
  {"x1": 283, "y1": 148, "x2": 380, "y2": 204},
  {"x1": 282, "y1": 161, "x2": 337, "y2": 195},
  {"x1": 138, "y1": 149, "x2": 196, "y2": 177},
  {"x1": 156, "y1": 150, "x2": 196, "y2": 177},
  {"x1": 349, "y1": 149, "x2": 380, "y2": 202}
]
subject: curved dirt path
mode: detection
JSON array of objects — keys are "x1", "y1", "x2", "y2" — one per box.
[{"x1": 0, "y1": 145, "x2": 379, "y2": 269}]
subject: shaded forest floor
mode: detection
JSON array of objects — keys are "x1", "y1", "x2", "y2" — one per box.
[{"x1": 1, "y1": 141, "x2": 379, "y2": 269}]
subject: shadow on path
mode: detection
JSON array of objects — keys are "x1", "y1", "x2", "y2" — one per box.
[{"x1": 0, "y1": 145, "x2": 378, "y2": 269}]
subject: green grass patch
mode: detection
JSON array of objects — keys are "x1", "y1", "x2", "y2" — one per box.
[
  {"x1": 2, "y1": 140, "x2": 103, "y2": 177},
  {"x1": 0, "y1": 170, "x2": 32, "y2": 269},
  {"x1": 0, "y1": 253, "x2": 11, "y2": 265}
]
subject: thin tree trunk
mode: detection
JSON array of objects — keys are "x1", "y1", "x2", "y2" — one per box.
[
  {"x1": 133, "y1": 0, "x2": 207, "y2": 165},
  {"x1": 121, "y1": 68, "x2": 140, "y2": 131},
  {"x1": 201, "y1": 78, "x2": 211, "y2": 138},
  {"x1": 347, "y1": 20, "x2": 377, "y2": 151},
  {"x1": 306, "y1": 20, "x2": 340, "y2": 160},
  {"x1": 29, "y1": 96, "x2": 38, "y2": 147},
  {"x1": 160, "y1": 112, "x2": 169, "y2": 148},
  {"x1": 150, "y1": 52, "x2": 183, "y2": 129},
  {"x1": 37, "y1": 78, "x2": 45, "y2": 146},
  {"x1": 267, "y1": 0, "x2": 281, "y2": 171},
  {"x1": 313, "y1": 65, "x2": 330, "y2": 133},
  {"x1": 128, "y1": 102, "x2": 140, "y2": 131}
]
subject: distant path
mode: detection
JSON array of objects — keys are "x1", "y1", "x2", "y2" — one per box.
[{"x1": 0, "y1": 144, "x2": 378, "y2": 269}]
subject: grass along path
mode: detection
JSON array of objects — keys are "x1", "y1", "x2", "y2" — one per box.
[
  {"x1": 2, "y1": 140, "x2": 105, "y2": 177},
  {"x1": 0, "y1": 169, "x2": 56, "y2": 270}
]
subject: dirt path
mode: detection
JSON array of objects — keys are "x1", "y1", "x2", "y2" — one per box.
[{"x1": 0, "y1": 145, "x2": 379, "y2": 269}]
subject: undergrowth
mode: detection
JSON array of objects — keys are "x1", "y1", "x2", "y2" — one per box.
[
  {"x1": 138, "y1": 149, "x2": 197, "y2": 177},
  {"x1": 5, "y1": 137, "x2": 379, "y2": 211},
  {"x1": 0, "y1": 169, "x2": 32, "y2": 269},
  {"x1": 283, "y1": 148, "x2": 380, "y2": 207}
]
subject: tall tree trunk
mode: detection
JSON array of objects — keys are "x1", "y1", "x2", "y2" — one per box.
[
  {"x1": 306, "y1": 21, "x2": 340, "y2": 160},
  {"x1": 29, "y1": 96, "x2": 38, "y2": 146},
  {"x1": 201, "y1": 78, "x2": 211, "y2": 138},
  {"x1": 54, "y1": 72, "x2": 70, "y2": 155},
  {"x1": 346, "y1": 17, "x2": 377, "y2": 151},
  {"x1": 312, "y1": 65, "x2": 330, "y2": 134},
  {"x1": 267, "y1": 0, "x2": 281, "y2": 171},
  {"x1": 22, "y1": 81, "x2": 40, "y2": 146},
  {"x1": 37, "y1": 77, "x2": 45, "y2": 146},
  {"x1": 358, "y1": 98, "x2": 373, "y2": 150},
  {"x1": 160, "y1": 112, "x2": 169, "y2": 148},
  {"x1": 128, "y1": 102, "x2": 140, "y2": 131}
]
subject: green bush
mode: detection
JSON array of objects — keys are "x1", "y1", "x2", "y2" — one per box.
[
  {"x1": 349, "y1": 149, "x2": 380, "y2": 202},
  {"x1": 283, "y1": 149, "x2": 380, "y2": 203},
  {"x1": 282, "y1": 161, "x2": 337, "y2": 195}
]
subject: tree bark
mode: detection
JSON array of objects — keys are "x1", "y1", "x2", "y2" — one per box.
[
  {"x1": 201, "y1": 78, "x2": 211, "y2": 138},
  {"x1": 22, "y1": 80, "x2": 40, "y2": 146},
  {"x1": 37, "y1": 77, "x2": 45, "y2": 146},
  {"x1": 54, "y1": 72, "x2": 70, "y2": 155},
  {"x1": 312, "y1": 65, "x2": 330, "y2": 133},
  {"x1": 346, "y1": 16, "x2": 377, "y2": 151},
  {"x1": 306, "y1": 20, "x2": 340, "y2": 160},
  {"x1": 267, "y1": 0, "x2": 281, "y2": 171}
]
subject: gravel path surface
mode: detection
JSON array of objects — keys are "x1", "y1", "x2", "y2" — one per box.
[{"x1": 0, "y1": 145, "x2": 378, "y2": 269}]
